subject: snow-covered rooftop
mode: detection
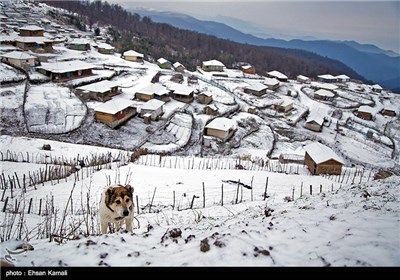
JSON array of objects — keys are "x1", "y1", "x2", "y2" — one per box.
[
  {"x1": 372, "y1": 84, "x2": 383, "y2": 90},
  {"x1": 267, "y1": 70, "x2": 288, "y2": 80},
  {"x1": 67, "y1": 39, "x2": 90, "y2": 45},
  {"x1": 306, "y1": 112, "x2": 324, "y2": 126},
  {"x1": 0, "y1": 51, "x2": 35, "y2": 60},
  {"x1": 14, "y1": 36, "x2": 53, "y2": 43},
  {"x1": 169, "y1": 84, "x2": 194, "y2": 96},
  {"x1": 138, "y1": 83, "x2": 169, "y2": 95},
  {"x1": 245, "y1": 82, "x2": 267, "y2": 92},
  {"x1": 19, "y1": 25, "x2": 43, "y2": 31},
  {"x1": 205, "y1": 117, "x2": 236, "y2": 131},
  {"x1": 157, "y1": 58, "x2": 170, "y2": 64},
  {"x1": 38, "y1": 60, "x2": 95, "y2": 73},
  {"x1": 264, "y1": 78, "x2": 280, "y2": 86},
  {"x1": 297, "y1": 75, "x2": 310, "y2": 81},
  {"x1": 97, "y1": 43, "x2": 115, "y2": 50},
  {"x1": 311, "y1": 82, "x2": 338, "y2": 91},
  {"x1": 173, "y1": 62, "x2": 184, "y2": 69},
  {"x1": 123, "y1": 50, "x2": 144, "y2": 58},
  {"x1": 304, "y1": 142, "x2": 344, "y2": 164},
  {"x1": 336, "y1": 74, "x2": 350, "y2": 80},
  {"x1": 318, "y1": 74, "x2": 337, "y2": 80},
  {"x1": 358, "y1": 105, "x2": 376, "y2": 114},
  {"x1": 94, "y1": 98, "x2": 134, "y2": 114},
  {"x1": 315, "y1": 89, "x2": 335, "y2": 97},
  {"x1": 76, "y1": 80, "x2": 118, "y2": 93},
  {"x1": 141, "y1": 99, "x2": 165, "y2": 110},
  {"x1": 202, "y1": 59, "x2": 225, "y2": 67}
]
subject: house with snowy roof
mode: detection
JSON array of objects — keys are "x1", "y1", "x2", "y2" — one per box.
[
  {"x1": 1, "y1": 51, "x2": 36, "y2": 69},
  {"x1": 314, "y1": 89, "x2": 335, "y2": 101},
  {"x1": 317, "y1": 74, "x2": 337, "y2": 83},
  {"x1": 241, "y1": 64, "x2": 256, "y2": 74},
  {"x1": 304, "y1": 112, "x2": 325, "y2": 132},
  {"x1": 15, "y1": 36, "x2": 54, "y2": 53},
  {"x1": 357, "y1": 105, "x2": 376, "y2": 121},
  {"x1": 94, "y1": 98, "x2": 136, "y2": 128},
  {"x1": 304, "y1": 142, "x2": 343, "y2": 175},
  {"x1": 140, "y1": 99, "x2": 164, "y2": 121},
  {"x1": 371, "y1": 84, "x2": 383, "y2": 93},
  {"x1": 263, "y1": 78, "x2": 280, "y2": 90},
  {"x1": 244, "y1": 82, "x2": 268, "y2": 96},
  {"x1": 335, "y1": 74, "x2": 350, "y2": 83},
  {"x1": 173, "y1": 62, "x2": 185, "y2": 73},
  {"x1": 157, "y1": 58, "x2": 172, "y2": 69},
  {"x1": 19, "y1": 25, "x2": 44, "y2": 37},
  {"x1": 271, "y1": 99, "x2": 294, "y2": 114},
  {"x1": 202, "y1": 59, "x2": 225, "y2": 72},
  {"x1": 266, "y1": 70, "x2": 288, "y2": 82},
  {"x1": 122, "y1": 50, "x2": 144, "y2": 63},
  {"x1": 96, "y1": 43, "x2": 115, "y2": 54},
  {"x1": 204, "y1": 104, "x2": 219, "y2": 116},
  {"x1": 204, "y1": 117, "x2": 236, "y2": 141},
  {"x1": 297, "y1": 75, "x2": 311, "y2": 84},
  {"x1": 169, "y1": 84, "x2": 194, "y2": 103},
  {"x1": 37, "y1": 60, "x2": 94, "y2": 81},
  {"x1": 66, "y1": 39, "x2": 91, "y2": 51},
  {"x1": 381, "y1": 106, "x2": 397, "y2": 117},
  {"x1": 136, "y1": 83, "x2": 170, "y2": 102},
  {"x1": 197, "y1": 92, "x2": 213, "y2": 105},
  {"x1": 75, "y1": 80, "x2": 121, "y2": 102}
]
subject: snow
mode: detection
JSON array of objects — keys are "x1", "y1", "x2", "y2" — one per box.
[
  {"x1": 245, "y1": 82, "x2": 267, "y2": 91},
  {"x1": 97, "y1": 43, "x2": 114, "y2": 50},
  {"x1": 0, "y1": 51, "x2": 35, "y2": 60},
  {"x1": 267, "y1": 70, "x2": 288, "y2": 80},
  {"x1": 19, "y1": 25, "x2": 44, "y2": 31},
  {"x1": 123, "y1": 50, "x2": 144, "y2": 58},
  {"x1": 304, "y1": 142, "x2": 344, "y2": 164},
  {"x1": 202, "y1": 59, "x2": 225, "y2": 67},
  {"x1": 141, "y1": 99, "x2": 164, "y2": 111},
  {"x1": 25, "y1": 83, "x2": 87, "y2": 133},
  {"x1": 315, "y1": 89, "x2": 335, "y2": 97},
  {"x1": 358, "y1": 105, "x2": 376, "y2": 114},
  {"x1": 76, "y1": 80, "x2": 118, "y2": 93},
  {"x1": 15, "y1": 36, "x2": 53, "y2": 43}
]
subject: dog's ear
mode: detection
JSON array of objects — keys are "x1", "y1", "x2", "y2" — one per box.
[
  {"x1": 125, "y1": 184, "x2": 134, "y2": 195},
  {"x1": 105, "y1": 187, "x2": 115, "y2": 205}
]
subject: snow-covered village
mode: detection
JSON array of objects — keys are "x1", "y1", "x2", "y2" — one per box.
[{"x1": 0, "y1": 0, "x2": 399, "y2": 268}]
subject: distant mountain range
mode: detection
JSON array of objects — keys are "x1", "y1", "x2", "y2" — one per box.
[{"x1": 130, "y1": 8, "x2": 400, "y2": 92}]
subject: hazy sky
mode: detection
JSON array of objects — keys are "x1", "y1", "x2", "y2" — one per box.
[{"x1": 108, "y1": 1, "x2": 399, "y2": 53}]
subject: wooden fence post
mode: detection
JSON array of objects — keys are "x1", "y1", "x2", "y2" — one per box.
[
  {"x1": 221, "y1": 184, "x2": 224, "y2": 206},
  {"x1": 136, "y1": 195, "x2": 139, "y2": 215},
  {"x1": 320, "y1": 184, "x2": 322, "y2": 193},
  {"x1": 300, "y1": 182, "x2": 303, "y2": 197},
  {"x1": 202, "y1": 182, "x2": 205, "y2": 208},
  {"x1": 263, "y1": 177, "x2": 269, "y2": 200},
  {"x1": 310, "y1": 185, "x2": 313, "y2": 195}
]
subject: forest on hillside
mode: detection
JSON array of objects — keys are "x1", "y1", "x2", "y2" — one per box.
[{"x1": 40, "y1": 0, "x2": 365, "y2": 80}]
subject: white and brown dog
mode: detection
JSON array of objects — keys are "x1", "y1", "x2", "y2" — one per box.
[{"x1": 99, "y1": 184, "x2": 134, "y2": 234}]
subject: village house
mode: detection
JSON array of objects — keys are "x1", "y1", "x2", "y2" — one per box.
[
  {"x1": 357, "y1": 105, "x2": 375, "y2": 121},
  {"x1": 140, "y1": 99, "x2": 165, "y2": 121},
  {"x1": 75, "y1": 80, "x2": 121, "y2": 102},
  {"x1": 381, "y1": 106, "x2": 397, "y2": 117},
  {"x1": 314, "y1": 89, "x2": 335, "y2": 101},
  {"x1": 15, "y1": 36, "x2": 54, "y2": 53},
  {"x1": 241, "y1": 64, "x2": 256, "y2": 74},
  {"x1": 197, "y1": 92, "x2": 213, "y2": 105},
  {"x1": 19, "y1": 25, "x2": 44, "y2": 37},
  {"x1": 311, "y1": 82, "x2": 338, "y2": 92},
  {"x1": 371, "y1": 84, "x2": 383, "y2": 93},
  {"x1": 202, "y1": 59, "x2": 225, "y2": 72},
  {"x1": 304, "y1": 112, "x2": 325, "y2": 132},
  {"x1": 94, "y1": 98, "x2": 137, "y2": 128},
  {"x1": 266, "y1": 70, "x2": 288, "y2": 82},
  {"x1": 66, "y1": 39, "x2": 90, "y2": 51},
  {"x1": 263, "y1": 78, "x2": 280, "y2": 91},
  {"x1": 204, "y1": 117, "x2": 236, "y2": 141},
  {"x1": 297, "y1": 75, "x2": 311, "y2": 84},
  {"x1": 96, "y1": 43, "x2": 115, "y2": 54},
  {"x1": 173, "y1": 62, "x2": 185, "y2": 73},
  {"x1": 304, "y1": 142, "x2": 343, "y2": 175},
  {"x1": 37, "y1": 60, "x2": 94, "y2": 81},
  {"x1": 204, "y1": 104, "x2": 219, "y2": 115},
  {"x1": 336, "y1": 74, "x2": 350, "y2": 83},
  {"x1": 135, "y1": 83, "x2": 170, "y2": 102},
  {"x1": 169, "y1": 84, "x2": 194, "y2": 103},
  {"x1": 271, "y1": 99, "x2": 294, "y2": 113},
  {"x1": 0, "y1": 51, "x2": 36, "y2": 69},
  {"x1": 122, "y1": 50, "x2": 144, "y2": 63},
  {"x1": 244, "y1": 82, "x2": 268, "y2": 96},
  {"x1": 318, "y1": 74, "x2": 337, "y2": 83},
  {"x1": 157, "y1": 58, "x2": 172, "y2": 69}
]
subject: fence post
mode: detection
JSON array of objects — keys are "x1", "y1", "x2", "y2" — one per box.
[
  {"x1": 250, "y1": 176, "x2": 254, "y2": 201},
  {"x1": 221, "y1": 184, "x2": 224, "y2": 206},
  {"x1": 263, "y1": 177, "x2": 269, "y2": 200},
  {"x1": 320, "y1": 184, "x2": 322, "y2": 193},
  {"x1": 235, "y1": 179, "x2": 240, "y2": 204},
  {"x1": 28, "y1": 197, "x2": 33, "y2": 214},
  {"x1": 136, "y1": 195, "x2": 139, "y2": 215},
  {"x1": 292, "y1": 187, "x2": 295, "y2": 201},
  {"x1": 149, "y1": 187, "x2": 157, "y2": 213},
  {"x1": 202, "y1": 182, "x2": 205, "y2": 208},
  {"x1": 2, "y1": 197, "x2": 8, "y2": 212},
  {"x1": 300, "y1": 182, "x2": 303, "y2": 197},
  {"x1": 310, "y1": 185, "x2": 313, "y2": 195}
]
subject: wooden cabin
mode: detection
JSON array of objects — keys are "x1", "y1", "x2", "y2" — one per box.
[
  {"x1": 336, "y1": 74, "x2": 350, "y2": 83},
  {"x1": 204, "y1": 117, "x2": 236, "y2": 141},
  {"x1": 122, "y1": 50, "x2": 144, "y2": 63},
  {"x1": 19, "y1": 25, "x2": 44, "y2": 37},
  {"x1": 304, "y1": 142, "x2": 343, "y2": 175},
  {"x1": 197, "y1": 92, "x2": 213, "y2": 105},
  {"x1": 264, "y1": 78, "x2": 280, "y2": 91},
  {"x1": 357, "y1": 106, "x2": 375, "y2": 121},
  {"x1": 241, "y1": 64, "x2": 256, "y2": 74},
  {"x1": 75, "y1": 80, "x2": 121, "y2": 102},
  {"x1": 304, "y1": 113, "x2": 324, "y2": 132},
  {"x1": 66, "y1": 39, "x2": 90, "y2": 51},
  {"x1": 371, "y1": 84, "x2": 383, "y2": 93},
  {"x1": 1, "y1": 51, "x2": 36, "y2": 69},
  {"x1": 318, "y1": 74, "x2": 337, "y2": 83},
  {"x1": 173, "y1": 62, "x2": 185, "y2": 73},
  {"x1": 169, "y1": 84, "x2": 194, "y2": 103},
  {"x1": 37, "y1": 60, "x2": 94, "y2": 81},
  {"x1": 244, "y1": 82, "x2": 268, "y2": 97},
  {"x1": 381, "y1": 107, "x2": 396, "y2": 117},
  {"x1": 266, "y1": 70, "x2": 288, "y2": 82},
  {"x1": 314, "y1": 89, "x2": 335, "y2": 101},
  {"x1": 202, "y1": 59, "x2": 225, "y2": 72},
  {"x1": 297, "y1": 75, "x2": 311, "y2": 84},
  {"x1": 157, "y1": 58, "x2": 172, "y2": 69},
  {"x1": 140, "y1": 99, "x2": 164, "y2": 120},
  {"x1": 15, "y1": 37, "x2": 54, "y2": 53},
  {"x1": 136, "y1": 83, "x2": 170, "y2": 102},
  {"x1": 97, "y1": 43, "x2": 115, "y2": 54},
  {"x1": 271, "y1": 99, "x2": 293, "y2": 113},
  {"x1": 204, "y1": 104, "x2": 219, "y2": 116},
  {"x1": 94, "y1": 99, "x2": 136, "y2": 128}
]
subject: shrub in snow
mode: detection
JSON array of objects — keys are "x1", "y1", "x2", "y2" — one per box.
[{"x1": 41, "y1": 144, "x2": 51, "y2": 151}]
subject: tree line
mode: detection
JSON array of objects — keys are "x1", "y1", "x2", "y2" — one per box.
[{"x1": 40, "y1": 0, "x2": 365, "y2": 80}]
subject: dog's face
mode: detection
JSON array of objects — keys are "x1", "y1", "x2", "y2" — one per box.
[{"x1": 104, "y1": 184, "x2": 134, "y2": 218}]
